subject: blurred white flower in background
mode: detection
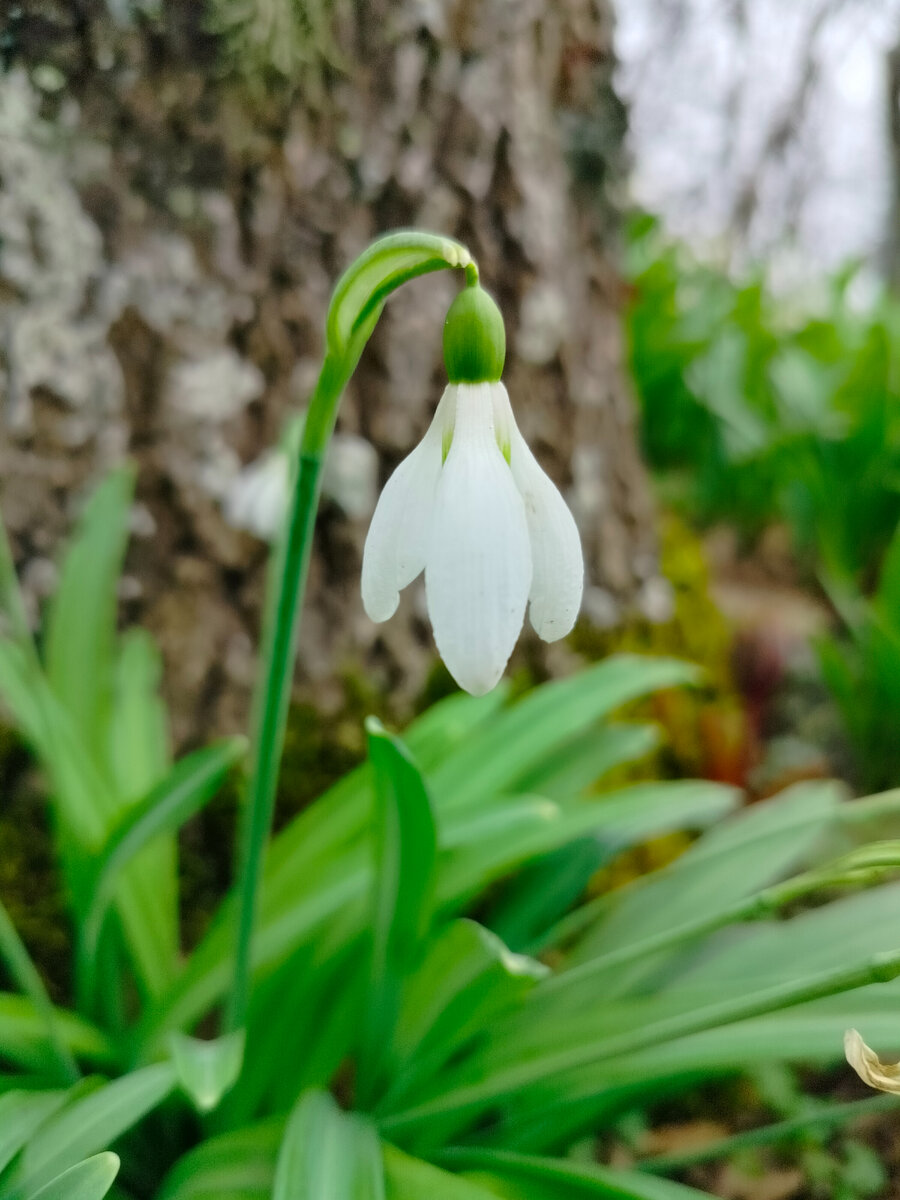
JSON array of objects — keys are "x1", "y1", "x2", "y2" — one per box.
[{"x1": 223, "y1": 419, "x2": 378, "y2": 541}]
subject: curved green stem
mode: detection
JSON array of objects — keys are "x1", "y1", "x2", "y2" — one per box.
[{"x1": 224, "y1": 232, "x2": 475, "y2": 1037}]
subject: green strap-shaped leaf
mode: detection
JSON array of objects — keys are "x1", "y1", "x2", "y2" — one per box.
[
  {"x1": 0, "y1": 1090, "x2": 68, "y2": 1176},
  {"x1": 437, "y1": 1148, "x2": 714, "y2": 1199},
  {"x1": 0, "y1": 995, "x2": 113, "y2": 1074},
  {"x1": 430, "y1": 656, "x2": 700, "y2": 810},
  {"x1": 107, "y1": 630, "x2": 178, "y2": 982},
  {"x1": 383, "y1": 1145, "x2": 500, "y2": 1199},
  {"x1": 107, "y1": 630, "x2": 170, "y2": 803},
  {"x1": 43, "y1": 467, "x2": 135, "y2": 764},
  {"x1": 21, "y1": 1152, "x2": 120, "y2": 1200},
  {"x1": 273, "y1": 1091, "x2": 384, "y2": 1200},
  {"x1": 380, "y1": 920, "x2": 546, "y2": 1111},
  {"x1": 359, "y1": 719, "x2": 437, "y2": 1104},
  {"x1": 78, "y1": 738, "x2": 246, "y2": 997},
  {"x1": 0, "y1": 635, "x2": 170, "y2": 1000},
  {"x1": 5, "y1": 1063, "x2": 176, "y2": 1198},
  {"x1": 156, "y1": 1120, "x2": 283, "y2": 1200}
]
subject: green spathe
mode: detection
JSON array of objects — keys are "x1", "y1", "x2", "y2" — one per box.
[{"x1": 443, "y1": 284, "x2": 506, "y2": 384}]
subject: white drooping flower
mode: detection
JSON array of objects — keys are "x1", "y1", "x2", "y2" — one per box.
[{"x1": 361, "y1": 282, "x2": 583, "y2": 695}]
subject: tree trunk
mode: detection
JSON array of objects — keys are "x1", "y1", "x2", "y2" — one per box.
[{"x1": 1, "y1": 0, "x2": 660, "y2": 740}]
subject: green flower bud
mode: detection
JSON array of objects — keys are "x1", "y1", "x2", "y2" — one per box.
[{"x1": 443, "y1": 283, "x2": 506, "y2": 384}]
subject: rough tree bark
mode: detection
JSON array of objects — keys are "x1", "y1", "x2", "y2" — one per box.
[{"x1": 1, "y1": 0, "x2": 661, "y2": 742}]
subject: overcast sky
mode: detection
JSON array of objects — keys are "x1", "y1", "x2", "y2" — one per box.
[{"x1": 615, "y1": 0, "x2": 900, "y2": 275}]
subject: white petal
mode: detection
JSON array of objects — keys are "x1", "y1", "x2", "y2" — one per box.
[
  {"x1": 361, "y1": 387, "x2": 456, "y2": 622},
  {"x1": 425, "y1": 383, "x2": 532, "y2": 695},
  {"x1": 492, "y1": 383, "x2": 583, "y2": 641}
]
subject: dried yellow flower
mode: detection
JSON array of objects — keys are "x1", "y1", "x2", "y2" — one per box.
[{"x1": 844, "y1": 1028, "x2": 900, "y2": 1092}]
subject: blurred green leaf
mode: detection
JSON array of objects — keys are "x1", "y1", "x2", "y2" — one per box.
[
  {"x1": 170, "y1": 1030, "x2": 245, "y2": 1113},
  {"x1": 44, "y1": 467, "x2": 135, "y2": 765},
  {"x1": 20, "y1": 1152, "x2": 120, "y2": 1200},
  {"x1": 0, "y1": 1090, "x2": 68, "y2": 1176},
  {"x1": 430, "y1": 657, "x2": 699, "y2": 810},
  {"x1": 107, "y1": 630, "x2": 177, "y2": 978},
  {"x1": 441, "y1": 1149, "x2": 714, "y2": 1199},
  {"x1": 0, "y1": 996, "x2": 113, "y2": 1073},
  {"x1": 273, "y1": 1091, "x2": 384, "y2": 1200},
  {"x1": 5, "y1": 1064, "x2": 175, "y2": 1197},
  {"x1": 79, "y1": 738, "x2": 246, "y2": 996},
  {"x1": 383, "y1": 1145, "x2": 500, "y2": 1200},
  {"x1": 156, "y1": 1121, "x2": 282, "y2": 1200},
  {"x1": 0, "y1": 898, "x2": 78, "y2": 1083}
]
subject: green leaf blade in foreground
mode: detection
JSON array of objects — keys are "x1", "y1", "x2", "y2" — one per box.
[
  {"x1": 157, "y1": 1121, "x2": 283, "y2": 1200},
  {"x1": 5, "y1": 1063, "x2": 176, "y2": 1198},
  {"x1": 381, "y1": 920, "x2": 547, "y2": 1109},
  {"x1": 22, "y1": 1152, "x2": 120, "y2": 1200},
  {"x1": 361, "y1": 719, "x2": 438, "y2": 1102},
  {"x1": 0, "y1": 1090, "x2": 68, "y2": 1176},
  {"x1": 274, "y1": 1091, "x2": 385, "y2": 1200}
]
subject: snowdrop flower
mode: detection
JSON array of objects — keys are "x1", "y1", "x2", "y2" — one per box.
[{"x1": 362, "y1": 282, "x2": 583, "y2": 695}]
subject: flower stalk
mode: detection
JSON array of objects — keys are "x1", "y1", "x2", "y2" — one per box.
[{"x1": 225, "y1": 233, "x2": 475, "y2": 1037}]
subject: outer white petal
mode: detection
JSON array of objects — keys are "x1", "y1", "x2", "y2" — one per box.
[
  {"x1": 361, "y1": 386, "x2": 456, "y2": 622},
  {"x1": 492, "y1": 383, "x2": 583, "y2": 641},
  {"x1": 425, "y1": 383, "x2": 532, "y2": 695}
]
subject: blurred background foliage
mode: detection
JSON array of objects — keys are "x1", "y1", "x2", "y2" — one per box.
[{"x1": 625, "y1": 214, "x2": 900, "y2": 794}]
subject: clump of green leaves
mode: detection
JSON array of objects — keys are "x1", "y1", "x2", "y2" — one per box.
[{"x1": 2, "y1": 470, "x2": 900, "y2": 1198}]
